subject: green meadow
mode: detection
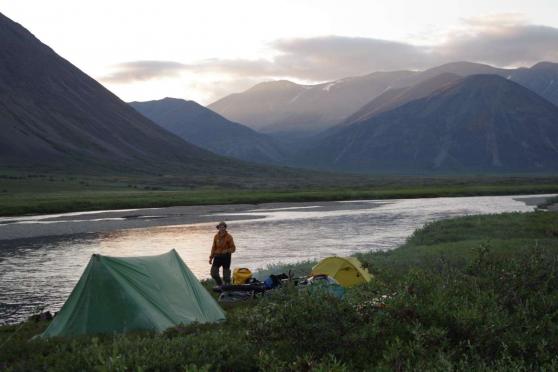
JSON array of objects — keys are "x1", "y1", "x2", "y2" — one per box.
[
  {"x1": 1, "y1": 211, "x2": 557, "y2": 370},
  {"x1": 1, "y1": 172, "x2": 558, "y2": 216}
]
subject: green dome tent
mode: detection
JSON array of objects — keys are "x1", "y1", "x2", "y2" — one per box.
[{"x1": 38, "y1": 249, "x2": 225, "y2": 338}]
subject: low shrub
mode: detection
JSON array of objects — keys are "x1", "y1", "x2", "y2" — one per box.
[{"x1": 2, "y1": 212, "x2": 558, "y2": 370}]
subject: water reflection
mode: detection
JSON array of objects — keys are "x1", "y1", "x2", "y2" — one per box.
[{"x1": 0, "y1": 195, "x2": 547, "y2": 323}]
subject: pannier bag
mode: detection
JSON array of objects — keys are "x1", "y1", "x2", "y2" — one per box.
[
  {"x1": 263, "y1": 273, "x2": 289, "y2": 289},
  {"x1": 232, "y1": 267, "x2": 252, "y2": 284}
]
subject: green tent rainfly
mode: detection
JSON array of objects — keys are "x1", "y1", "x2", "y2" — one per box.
[{"x1": 38, "y1": 249, "x2": 225, "y2": 338}]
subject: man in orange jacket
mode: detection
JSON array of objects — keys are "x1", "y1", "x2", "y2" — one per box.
[{"x1": 209, "y1": 221, "x2": 236, "y2": 286}]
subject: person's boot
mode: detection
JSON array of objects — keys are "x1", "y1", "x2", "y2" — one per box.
[{"x1": 223, "y1": 268, "x2": 232, "y2": 285}]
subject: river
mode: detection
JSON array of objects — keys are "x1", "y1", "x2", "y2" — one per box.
[{"x1": 0, "y1": 194, "x2": 553, "y2": 324}]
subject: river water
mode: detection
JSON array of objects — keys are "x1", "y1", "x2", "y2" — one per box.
[{"x1": 0, "y1": 194, "x2": 551, "y2": 324}]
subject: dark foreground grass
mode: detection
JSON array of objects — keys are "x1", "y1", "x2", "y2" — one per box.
[
  {"x1": 1, "y1": 212, "x2": 558, "y2": 371},
  {"x1": 1, "y1": 178, "x2": 558, "y2": 216}
]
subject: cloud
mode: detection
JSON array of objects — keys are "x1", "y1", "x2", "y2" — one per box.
[
  {"x1": 264, "y1": 18, "x2": 558, "y2": 79},
  {"x1": 460, "y1": 13, "x2": 529, "y2": 29},
  {"x1": 101, "y1": 61, "x2": 187, "y2": 83},
  {"x1": 437, "y1": 15, "x2": 558, "y2": 67},
  {"x1": 184, "y1": 58, "x2": 278, "y2": 78},
  {"x1": 171, "y1": 37, "x2": 435, "y2": 81},
  {"x1": 269, "y1": 36, "x2": 435, "y2": 79},
  {"x1": 100, "y1": 15, "x2": 558, "y2": 90}
]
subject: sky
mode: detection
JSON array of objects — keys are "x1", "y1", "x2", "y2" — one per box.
[{"x1": 3, "y1": 0, "x2": 558, "y2": 105}]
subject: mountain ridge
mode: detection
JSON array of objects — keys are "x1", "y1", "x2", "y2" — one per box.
[
  {"x1": 208, "y1": 70, "x2": 416, "y2": 135},
  {"x1": 209, "y1": 61, "x2": 558, "y2": 137},
  {"x1": 130, "y1": 97, "x2": 288, "y2": 164},
  {"x1": 295, "y1": 74, "x2": 558, "y2": 173},
  {"x1": 0, "y1": 11, "x2": 255, "y2": 177}
]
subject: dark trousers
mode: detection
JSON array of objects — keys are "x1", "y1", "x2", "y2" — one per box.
[{"x1": 211, "y1": 253, "x2": 231, "y2": 286}]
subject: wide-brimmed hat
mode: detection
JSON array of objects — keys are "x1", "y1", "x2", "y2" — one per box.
[{"x1": 216, "y1": 221, "x2": 227, "y2": 229}]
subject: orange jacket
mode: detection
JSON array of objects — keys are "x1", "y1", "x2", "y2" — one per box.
[{"x1": 210, "y1": 232, "x2": 236, "y2": 258}]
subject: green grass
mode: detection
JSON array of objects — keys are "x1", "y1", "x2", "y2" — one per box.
[
  {"x1": 1, "y1": 172, "x2": 558, "y2": 216},
  {"x1": 356, "y1": 211, "x2": 558, "y2": 279},
  {"x1": 1, "y1": 211, "x2": 558, "y2": 370}
]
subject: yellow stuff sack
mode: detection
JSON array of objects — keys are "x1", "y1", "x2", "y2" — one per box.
[{"x1": 232, "y1": 268, "x2": 252, "y2": 284}]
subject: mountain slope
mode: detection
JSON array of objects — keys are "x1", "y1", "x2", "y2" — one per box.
[
  {"x1": 130, "y1": 98, "x2": 288, "y2": 164},
  {"x1": 207, "y1": 62, "x2": 508, "y2": 136},
  {"x1": 209, "y1": 61, "x2": 558, "y2": 138},
  {"x1": 208, "y1": 71, "x2": 416, "y2": 135},
  {"x1": 342, "y1": 73, "x2": 463, "y2": 126},
  {"x1": 421, "y1": 61, "x2": 558, "y2": 107},
  {"x1": 398, "y1": 62, "x2": 508, "y2": 87},
  {"x1": 0, "y1": 12, "x2": 243, "y2": 174},
  {"x1": 298, "y1": 75, "x2": 558, "y2": 173},
  {"x1": 510, "y1": 62, "x2": 558, "y2": 106}
]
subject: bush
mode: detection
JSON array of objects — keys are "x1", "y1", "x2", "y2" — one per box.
[{"x1": 240, "y1": 287, "x2": 361, "y2": 361}]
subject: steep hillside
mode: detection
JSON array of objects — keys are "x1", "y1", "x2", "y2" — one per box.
[
  {"x1": 0, "y1": 12, "x2": 244, "y2": 175},
  {"x1": 397, "y1": 61, "x2": 509, "y2": 87},
  {"x1": 209, "y1": 61, "x2": 558, "y2": 138},
  {"x1": 510, "y1": 62, "x2": 558, "y2": 106},
  {"x1": 130, "y1": 98, "x2": 288, "y2": 164},
  {"x1": 342, "y1": 73, "x2": 462, "y2": 126},
  {"x1": 299, "y1": 75, "x2": 558, "y2": 173},
  {"x1": 208, "y1": 71, "x2": 416, "y2": 135}
]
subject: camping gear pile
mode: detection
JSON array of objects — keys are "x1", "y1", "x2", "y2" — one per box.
[
  {"x1": 37, "y1": 252, "x2": 372, "y2": 338},
  {"x1": 216, "y1": 256, "x2": 373, "y2": 303},
  {"x1": 213, "y1": 269, "x2": 288, "y2": 303}
]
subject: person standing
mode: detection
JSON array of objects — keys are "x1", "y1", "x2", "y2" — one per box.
[{"x1": 209, "y1": 221, "x2": 236, "y2": 286}]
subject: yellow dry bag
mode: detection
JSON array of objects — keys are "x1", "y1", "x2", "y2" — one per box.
[{"x1": 232, "y1": 267, "x2": 252, "y2": 284}]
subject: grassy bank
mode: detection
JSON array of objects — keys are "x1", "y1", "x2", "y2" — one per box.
[
  {"x1": 1, "y1": 211, "x2": 557, "y2": 370},
  {"x1": 1, "y1": 172, "x2": 558, "y2": 216}
]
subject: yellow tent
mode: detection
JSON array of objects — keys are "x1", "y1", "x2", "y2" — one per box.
[{"x1": 310, "y1": 257, "x2": 372, "y2": 288}]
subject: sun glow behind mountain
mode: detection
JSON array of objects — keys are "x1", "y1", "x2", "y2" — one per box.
[{"x1": 3, "y1": 0, "x2": 558, "y2": 104}]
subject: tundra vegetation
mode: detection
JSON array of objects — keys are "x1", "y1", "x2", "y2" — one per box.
[
  {"x1": 1, "y1": 172, "x2": 558, "y2": 216},
  {"x1": 1, "y1": 211, "x2": 557, "y2": 370}
]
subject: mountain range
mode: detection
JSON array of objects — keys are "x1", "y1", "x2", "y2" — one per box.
[
  {"x1": 0, "y1": 12, "x2": 232, "y2": 174},
  {"x1": 296, "y1": 75, "x2": 558, "y2": 173},
  {"x1": 340, "y1": 73, "x2": 462, "y2": 127},
  {"x1": 130, "y1": 98, "x2": 287, "y2": 164},
  {"x1": 208, "y1": 71, "x2": 415, "y2": 136},
  {"x1": 1, "y1": 10, "x2": 557, "y2": 176},
  {"x1": 209, "y1": 61, "x2": 558, "y2": 137}
]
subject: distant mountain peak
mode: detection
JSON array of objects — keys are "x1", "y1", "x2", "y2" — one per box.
[
  {"x1": 300, "y1": 72, "x2": 558, "y2": 173},
  {"x1": 209, "y1": 70, "x2": 416, "y2": 133},
  {"x1": 340, "y1": 72, "x2": 462, "y2": 126},
  {"x1": 0, "y1": 11, "x2": 239, "y2": 174},
  {"x1": 531, "y1": 61, "x2": 558, "y2": 70},
  {"x1": 209, "y1": 59, "x2": 558, "y2": 140},
  {"x1": 436, "y1": 61, "x2": 494, "y2": 68},
  {"x1": 451, "y1": 74, "x2": 532, "y2": 94},
  {"x1": 160, "y1": 97, "x2": 189, "y2": 102},
  {"x1": 130, "y1": 97, "x2": 190, "y2": 104},
  {"x1": 130, "y1": 99, "x2": 288, "y2": 164},
  {"x1": 248, "y1": 80, "x2": 301, "y2": 92},
  {"x1": 464, "y1": 73, "x2": 509, "y2": 81}
]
